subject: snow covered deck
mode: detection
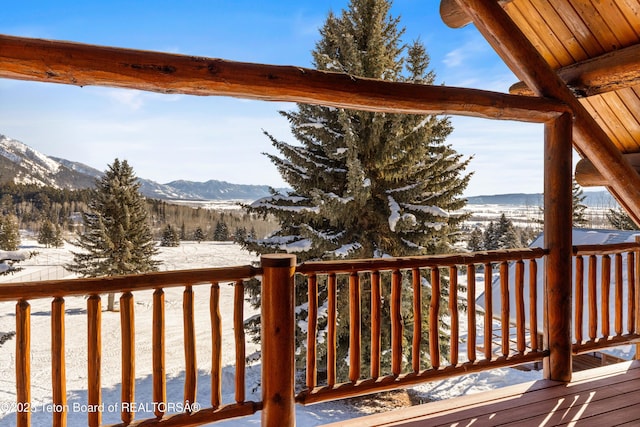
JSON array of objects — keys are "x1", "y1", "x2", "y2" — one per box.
[{"x1": 326, "y1": 360, "x2": 640, "y2": 427}]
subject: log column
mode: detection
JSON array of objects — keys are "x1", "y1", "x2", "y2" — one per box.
[
  {"x1": 544, "y1": 112, "x2": 574, "y2": 381},
  {"x1": 261, "y1": 254, "x2": 296, "y2": 427}
]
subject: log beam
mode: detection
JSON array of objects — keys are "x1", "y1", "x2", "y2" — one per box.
[
  {"x1": 576, "y1": 153, "x2": 640, "y2": 187},
  {"x1": 0, "y1": 34, "x2": 568, "y2": 123},
  {"x1": 510, "y1": 43, "x2": 640, "y2": 97},
  {"x1": 544, "y1": 113, "x2": 574, "y2": 382},
  {"x1": 440, "y1": 0, "x2": 513, "y2": 28},
  {"x1": 454, "y1": 0, "x2": 640, "y2": 226}
]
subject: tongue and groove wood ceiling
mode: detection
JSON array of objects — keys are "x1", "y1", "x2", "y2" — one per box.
[{"x1": 441, "y1": 0, "x2": 640, "y2": 219}]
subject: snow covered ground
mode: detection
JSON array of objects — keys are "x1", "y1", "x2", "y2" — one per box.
[{"x1": 0, "y1": 239, "x2": 541, "y2": 426}]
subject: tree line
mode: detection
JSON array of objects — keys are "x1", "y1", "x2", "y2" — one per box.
[{"x1": 0, "y1": 181, "x2": 278, "y2": 248}]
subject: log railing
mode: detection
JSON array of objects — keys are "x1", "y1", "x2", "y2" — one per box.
[
  {"x1": 3, "y1": 266, "x2": 263, "y2": 427},
  {"x1": 295, "y1": 248, "x2": 548, "y2": 405},
  {"x1": 572, "y1": 241, "x2": 640, "y2": 355},
  {"x1": 5, "y1": 243, "x2": 640, "y2": 426}
]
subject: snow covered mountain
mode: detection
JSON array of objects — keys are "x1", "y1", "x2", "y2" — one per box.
[
  {"x1": 0, "y1": 134, "x2": 278, "y2": 201},
  {"x1": 165, "y1": 179, "x2": 280, "y2": 201},
  {"x1": 0, "y1": 135, "x2": 99, "y2": 189}
]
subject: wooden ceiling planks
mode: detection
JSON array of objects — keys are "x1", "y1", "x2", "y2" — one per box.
[
  {"x1": 547, "y1": 0, "x2": 608, "y2": 57},
  {"x1": 506, "y1": 1, "x2": 567, "y2": 68},
  {"x1": 484, "y1": 0, "x2": 640, "y2": 158},
  {"x1": 445, "y1": 0, "x2": 640, "y2": 224},
  {"x1": 598, "y1": 90, "x2": 640, "y2": 152},
  {"x1": 525, "y1": 0, "x2": 589, "y2": 64}
]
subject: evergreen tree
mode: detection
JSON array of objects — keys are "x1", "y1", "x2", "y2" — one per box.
[
  {"x1": 213, "y1": 221, "x2": 229, "y2": 241},
  {"x1": 38, "y1": 219, "x2": 63, "y2": 248},
  {"x1": 0, "y1": 214, "x2": 20, "y2": 251},
  {"x1": 483, "y1": 221, "x2": 498, "y2": 250},
  {"x1": 467, "y1": 227, "x2": 484, "y2": 252},
  {"x1": 607, "y1": 208, "x2": 639, "y2": 230},
  {"x1": 496, "y1": 213, "x2": 521, "y2": 249},
  {"x1": 240, "y1": 0, "x2": 471, "y2": 377},
  {"x1": 67, "y1": 159, "x2": 160, "y2": 310},
  {"x1": 572, "y1": 179, "x2": 588, "y2": 227},
  {"x1": 193, "y1": 227, "x2": 205, "y2": 243},
  {"x1": 160, "y1": 224, "x2": 180, "y2": 247},
  {"x1": 234, "y1": 226, "x2": 248, "y2": 243}
]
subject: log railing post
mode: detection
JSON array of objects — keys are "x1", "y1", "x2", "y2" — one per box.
[
  {"x1": 544, "y1": 112, "x2": 573, "y2": 382},
  {"x1": 261, "y1": 254, "x2": 296, "y2": 427}
]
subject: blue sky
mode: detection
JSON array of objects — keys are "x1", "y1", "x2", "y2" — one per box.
[{"x1": 0, "y1": 0, "x2": 547, "y2": 196}]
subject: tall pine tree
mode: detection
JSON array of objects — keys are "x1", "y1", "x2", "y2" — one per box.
[
  {"x1": 0, "y1": 214, "x2": 20, "y2": 251},
  {"x1": 67, "y1": 159, "x2": 160, "y2": 310},
  {"x1": 572, "y1": 179, "x2": 588, "y2": 227},
  {"x1": 241, "y1": 0, "x2": 471, "y2": 377}
]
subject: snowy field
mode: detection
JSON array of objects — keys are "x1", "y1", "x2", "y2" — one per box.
[{"x1": 0, "y1": 239, "x2": 541, "y2": 426}]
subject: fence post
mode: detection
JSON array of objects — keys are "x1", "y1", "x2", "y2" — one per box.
[
  {"x1": 544, "y1": 112, "x2": 573, "y2": 382},
  {"x1": 261, "y1": 254, "x2": 296, "y2": 427}
]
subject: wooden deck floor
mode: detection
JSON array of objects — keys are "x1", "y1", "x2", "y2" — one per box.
[{"x1": 324, "y1": 360, "x2": 640, "y2": 427}]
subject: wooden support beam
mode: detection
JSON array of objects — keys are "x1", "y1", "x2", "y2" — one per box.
[
  {"x1": 0, "y1": 34, "x2": 567, "y2": 123},
  {"x1": 454, "y1": 0, "x2": 640, "y2": 226},
  {"x1": 544, "y1": 112, "x2": 574, "y2": 382},
  {"x1": 440, "y1": 0, "x2": 513, "y2": 28},
  {"x1": 511, "y1": 43, "x2": 640, "y2": 97},
  {"x1": 576, "y1": 153, "x2": 640, "y2": 187}
]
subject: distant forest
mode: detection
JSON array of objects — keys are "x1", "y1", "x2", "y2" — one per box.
[{"x1": 0, "y1": 182, "x2": 278, "y2": 242}]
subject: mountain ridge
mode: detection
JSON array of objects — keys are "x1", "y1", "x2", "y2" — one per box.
[
  {"x1": 0, "y1": 134, "x2": 282, "y2": 201},
  {"x1": 0, "y1": 133, "x2": 618, "y2": 206},
  {"x1": 466, "y1": 191, "x2": 617, "y2": 208}
]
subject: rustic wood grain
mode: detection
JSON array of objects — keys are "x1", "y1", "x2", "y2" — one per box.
[{"x1": 0, "y1": 34, "x2": 568, "y2": 123}]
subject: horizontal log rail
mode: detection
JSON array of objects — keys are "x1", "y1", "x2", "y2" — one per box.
[
  {"x1": 2, "y1": 266, "x2": 262, "y2": 427},
  {"x1": 0, "y1": 265, "x2": 259, "y2": 302},
  {"x1": 0, "y1": 34, "x2": 570, "y2": 123},
  {"x1": 296, "y1": 248, "x2": 548, "y2": 404},
  {"x1": 296, "y1": 247, "x2": 547, "y2": 274}
]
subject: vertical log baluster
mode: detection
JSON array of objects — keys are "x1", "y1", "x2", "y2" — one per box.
[
  {"x1": 615, "y1": 253, "x2": 623, "y2": 336},
  {"x1": 87, "y1": 295, "x2": 102, "y2": 427},
  {"x1": 391, "y1": 269, "x2": 403, "y2": 375},
  {"x1": 449, "y1": 266, "x2": 459, "y2": 366},
  {"x1": 467, "y1": 264, "x2": 476, "y2": 362},
  {"x1": 588, "y1": 255, "x2": 598, "y2": 341},
  {"x1": 349, "y1": 272, "x2": 361, "y2": 382},
  {"x1": 183, "y1": 286, "x2": 197, "y2": 409},
  {"x1": 152, "y1": 289, "x2": 166, "y2": 417},
  {"x1": 51, "y1": 297, "x2": 66, "y2": 427},
  {"x1": 602, "y1": 255, "x2": 611, "y2": 337},
  {"x1": 210, "y1": 283, "x2": 222, "y2": 408},
  {"x1": 529, "y1": 259, "x2": 539, "y2": 351},
  {"x1": 575, "y1": 256, "x2": 584, "y2": 344},
  {"x1": 484, "y1": 262, "x2": 493, "y2": 360},
  {"x1": 500, "y1": 261, "x2": 509, "y2": 356},
  {"x1": 16, "y1": 300, "x2": 30, "y2": 427},
  {"x1": 515, "y1": 260, "x2": 525, "y2": 354},
  {"x1": 306, "y1": 274, "x2": 318, "y2": 388},
  {"x1": 429, "y1": 268, "x2": 440, "y2": 369},
  {"x1": 411, "y1": 268, "x2": 421, "y2": 372},
  {"x1": 120, "y1": 292, "x2": 135, "y2": 424},
  {"x1": 327, "y1": 273, "x2": 337, "y2": 386},
  {"x1": 234, "y1": 281, "x2": 246, "y2": 403},
  {"x1": 370, "y1": 271, "x2": 381, "y2": 379},
  {"x1": 628, "y1": 252, "x2": 636, "y2": 334}
]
